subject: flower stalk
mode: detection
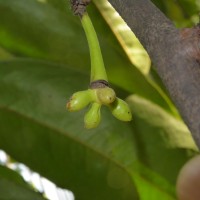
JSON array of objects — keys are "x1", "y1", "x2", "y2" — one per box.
[
  {"x1": 67, "y1": 0, "x2": 132, "y2": 129},
  {"x1": 81, "y1": 12, "x2": 108, "y2": 82}
]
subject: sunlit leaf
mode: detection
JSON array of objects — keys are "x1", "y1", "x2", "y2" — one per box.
[
  {"x1": 93, "y1": 0, "x2": 151, "y2": 74},
  {"x1": 0, "y1": 46, "x2": 13, "y2": 60},
  {"x1": 0, "y1": 165, "x2": 45, "y2": 199}
]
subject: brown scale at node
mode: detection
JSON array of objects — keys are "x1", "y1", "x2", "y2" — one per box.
[{"x1": 70, "y1": 0, "x2": 91, "y2": 17}]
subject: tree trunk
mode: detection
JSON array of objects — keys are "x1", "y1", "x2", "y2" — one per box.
[{"x1": 108, "y1": 0, "x2": 200, "y2": 149}]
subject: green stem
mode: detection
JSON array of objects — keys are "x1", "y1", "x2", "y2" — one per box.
[{"x1": 81, "y1": 12, "x2": 108, "y2": 82}]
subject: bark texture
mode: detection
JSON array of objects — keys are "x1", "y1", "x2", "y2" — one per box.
[{"x1": 108, "y1": 0, "x2": 200, "y2": 148}]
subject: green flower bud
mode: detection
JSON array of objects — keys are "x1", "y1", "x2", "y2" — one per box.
[
  {"x1": 95, "y1": 87, "x2": 116, "y2": 105},
  {"x1": 84, "y1": 103, "x2": 101, "y2": 129},
  {"x1": 66, "y1": 90, "x2": 93, "y2": 112},
  {"x1": 109, "y1": 98, "x2": 132, "y2": 121}
]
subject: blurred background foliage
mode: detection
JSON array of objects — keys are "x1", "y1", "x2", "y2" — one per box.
[{"x1": 0, "y1": 0, "x2": 199, "y2": 199}]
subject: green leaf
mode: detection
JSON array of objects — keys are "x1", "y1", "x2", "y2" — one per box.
[
  {"x1": 127, "y1": 95, "x2": 198, "y2": 184},
  {"x1": 0, "y1": 165, "x2": 46, "y2": 199},
  {"x1": 151, "y1": 0, "x2": 200, "y2": 26},
  {"x1": 0, "y1": 59, "x2": 198, "y2": 199},
  {"x1": 93, "y1": 0, "x2": 151, "y2": 74},
  {"x1": 0, "y1": 59, "x2": 139, "y2": 199},
  {"x1": 0, "y1": 0, "x2": 89, "y2": 69},
  {"x1": 0, "y1": 46, "x2": 13, "y2": 60},
  {"x1": 0, "y1": 0, "x2": 178, "y2": 116}
]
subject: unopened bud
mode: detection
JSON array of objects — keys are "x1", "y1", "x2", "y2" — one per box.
[
  {"x1": 96, "y1": 87, "x2": 116, "y2": 105},
  {"x1": 67, "y1": 90, "x2": 92, "y2": 112},
  {"x1": 109, "y1": 98, "x2": 132, "y2": 121},
  {"x1": 84, "y1": 103, "x2": 101, "y2": 129}
]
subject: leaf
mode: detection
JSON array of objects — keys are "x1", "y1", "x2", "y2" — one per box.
[
  {"x1": 0, "y1": 165, "x2": 46, "y2": 199},
  {"x1": 151, "y1": 0, "x2": 200, "y2": 27},
  {"x1": 0, "y1": 46, "x2": 13, "y2": 60},
  {"x1": 127, "y1": 95, "x2": 197, "y2": 150},
  {"x1": 0, "y1": 0, "x2": 178, "y2": 116},
  {"x1": 0, "y1": 59, "x2": 139, "y2": 200},
  {"x1": 0, "y1": 59, "x2": 198, "y2": 199},
  {"x1": 127, "y1": 94, "x2": 198, "y2": 183},
  {"x1": 93, "y1": 0, "x2": 151, "y2": 74}
]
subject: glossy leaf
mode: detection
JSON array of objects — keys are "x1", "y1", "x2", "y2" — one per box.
[{"x1": 0, "y1": 59, "x2": 198, "y2": 199}]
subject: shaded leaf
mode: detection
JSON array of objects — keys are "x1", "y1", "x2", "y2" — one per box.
[
  {"x1": 0, "y1": 46, "x2": 13, "y2": 60},
  {"x1": 0, "y1": 59, "x2": 139, "y2": 200},
  {"x1": 0, "y1": 59, "x2": 198, "y2": 199}
]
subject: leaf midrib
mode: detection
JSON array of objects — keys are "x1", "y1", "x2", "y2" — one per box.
[{"x1": 0, "y1": 105, "x2": 176, "y2": 198}]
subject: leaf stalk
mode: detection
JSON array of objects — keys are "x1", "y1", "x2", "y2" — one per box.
[{"x1": 81, "y1": 12, "x2": 108, "y2": 82}]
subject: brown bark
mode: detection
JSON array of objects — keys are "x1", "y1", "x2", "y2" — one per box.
[{"x1": 108, "y1": 0, "x2": 200, "y2": 149}]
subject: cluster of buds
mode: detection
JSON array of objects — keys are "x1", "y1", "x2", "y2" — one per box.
[
  {"x1": 67, "y1": 80, "x2": 132, "y2": 129},
  {"x1": 67, "y1": 0, "x2": 132, "y2": 129}
]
